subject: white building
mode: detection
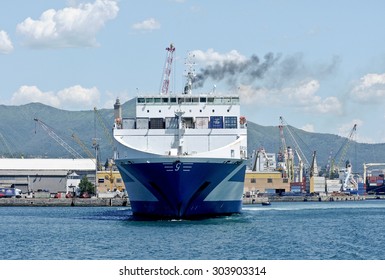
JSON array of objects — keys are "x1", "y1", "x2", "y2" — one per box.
[{"x1": 0, "y1": 158, "x2": 95, "y2": 194}]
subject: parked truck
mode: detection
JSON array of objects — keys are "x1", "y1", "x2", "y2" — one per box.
[{"x1": 0, "y1": 187, "x2": 22, "y2": 198}]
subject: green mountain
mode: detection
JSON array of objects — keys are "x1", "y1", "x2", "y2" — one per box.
[{"x1": 0, "y1": 101, "x2": 383, "y2": 173}]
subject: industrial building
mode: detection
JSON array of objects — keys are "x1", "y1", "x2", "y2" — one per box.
[
  {"x1": 245, "y1": 148, "x2": 291, "y2": 196},
  {"x1": 96, "y1": 170, "x2": 125, "y2": 193},
  {"x1": 244, "y1": 170, "x2": 290, "y2": 196},
  {"x1": 0, "y1": 158, "x2": 96, "y2": 195}
]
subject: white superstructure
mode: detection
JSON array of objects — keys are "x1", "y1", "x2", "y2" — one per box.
[{"x1": 114, "y1": 94, "x2": 247, "y2": 160}]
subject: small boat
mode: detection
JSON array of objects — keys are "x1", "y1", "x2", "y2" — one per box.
[{"x1": 261, "y1": 201, "x2": 271, "y2": 206}]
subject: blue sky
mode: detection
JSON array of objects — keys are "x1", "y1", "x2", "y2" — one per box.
[{"x1": 1, "y1": 0, "x2": 385, "y2": 143}]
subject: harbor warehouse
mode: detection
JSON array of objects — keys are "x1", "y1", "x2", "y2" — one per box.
[{"x1": 0, "y1": 158, "x2": 95, "y2": 194}]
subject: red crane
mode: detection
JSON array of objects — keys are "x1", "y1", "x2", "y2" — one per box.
[{"x1": 161, "y1": 43, "x2": 175, "y2": 95}]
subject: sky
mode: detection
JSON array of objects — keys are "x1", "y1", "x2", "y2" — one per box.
[{"x1": 1, "y1": 0, "x2": 385, "y2": 144}]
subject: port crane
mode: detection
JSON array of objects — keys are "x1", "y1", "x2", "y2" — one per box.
[
  {"x1": 93, "y1": 107, "x2": 115, "y2": 151},
  {"x1": 160, "y1": 43, "x2": 175, "y2": 95},
  {"x1": 70, "y1": 131, "x2": 99, "y2": 167},
  {"x1": 251, "y1": 148, "x2": 273, "y2": 172},
  {"x1": 279, "y1": 116, "x2": 311, "y2": 182},
  {"x1": 329, "y1": 124, "x2": 357, "y2": 179},
  {"x1": 295, "y1": 149, "x2": 304, "y2": 183},
  {"x1": 0, "y1": 131, "x2": 14, "y2": 158},
  {"x1": 93, "y1": 107, "x2": 117, "y2": 183},
  {"x1": 34, "y1": 118, "x2": 83, "y2": 159}
]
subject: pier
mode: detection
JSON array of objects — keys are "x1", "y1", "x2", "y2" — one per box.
[
  {"x1": 1, "y1": 195, "x2": 383, "y2": 207},
  {"x1": 0, "y1": 197, "x2": 129, "y2": 207},
  {"x1": 242, "y1": 194, "x2": 378, "y2": 204}
]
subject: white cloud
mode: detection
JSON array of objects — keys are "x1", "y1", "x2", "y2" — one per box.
[
  {"x1": 16, "y1": 0, "x2": 119, "y2": 48},
  {"x1": 131, "y1": 18, "x2": 161, "y2": 31},
  {"x1": 192, "y1": 48, "x2": 247, "y2": 66},
  {"x1": 0, "y1": 30, "x2": 14, "y2": 54},
  {"x1": 313, "y1": 96, "x2": 342, "y2": 114},
  {"x1": 350, "y1": 73, "x2": 385, "y2": 102},
  {"x1": 286, "y1": 79, "x2": 321, "y2": 105},
  {"x1": 239, "y1": 79, "x2": 342, "y2": 115},
  {"x1": 287, "y1": 81, "x2": 342, "y2": 114},
  {"x1": 12, "y1": 86, "x2": 60, "y2": 107},
  {"x1": 238, "y1": 84, "x2": 278, "y2": 105},
  {"x1": 11, "y1": 85, "x2": 100, "y2": 110},
  {"x1": 57, "y1": 85, "x2": 100, "y2": 108}
]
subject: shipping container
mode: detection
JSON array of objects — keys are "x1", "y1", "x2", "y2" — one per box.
[
  {"x1": 136, "y1": 118, "x2": 149, "y2": 129},
  {"x1": 150, "y1": 118, "x2": 164, "y2": 129},
  {"x1": 265, "y1": 188, "x2": 276, "y2": 194},
  {"x1": 326, "y1": 179, "x2": 341, "y2": 193},
  {"x1": 165, "y1": 117, "x2": 178, "y2": 129},
  {"x1": 122, "y1": 118, "x2": 135, "y2": 129},
  {"x1": 310, "y1": 176, "x2": 326, "y2": 193},
  {"x1": 357, "y1": 183, "x2": 366, "y2": 195},
  {"x1": 290, "y1": 185, "x2": 302, "y2": 192},
  {"x1": 209, "y1": 116, "x2": 223, "y2": 129},
  {"x1": 195, "y1": 117, "x2": 209, "y2": 129},
  {"x1": 224, "y1": 116, "x2": 237, "y2": 129}
]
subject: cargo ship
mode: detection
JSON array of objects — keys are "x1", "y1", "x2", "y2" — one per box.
[{"x1": 112, "y1": 47, "x2": 247, "y2": 219}]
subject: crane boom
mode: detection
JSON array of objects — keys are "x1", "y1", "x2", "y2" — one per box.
[
  {"x1": 34, "y1": 118, "x2": 83, "y2": 159},
  {"x1": 0, "y1": 132, "x2": 14, "y2": 157},
  {"x1": 161, "y1": 43, "x2": 175, "y2": 95},
  {"x1": 71, "y1": 132, "x2": 95, "y2": 160},
  {"x1": 93, "y1": 107, "x2": 114, "y2": 148},
  {"x1": 335, "y1": 124, "x2": 357, "y2": 169},
  {"x1": 280, "y1": 116, "x2": 310, "y2": 168}
]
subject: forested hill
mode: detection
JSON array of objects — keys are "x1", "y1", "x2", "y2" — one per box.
[{"x1": 1, "y1": 101, "x2": 383, "y2": 173}]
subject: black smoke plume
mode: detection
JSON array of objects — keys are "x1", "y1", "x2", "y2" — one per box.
[
  {"x1": 193, "y1": 52, "x2": 281, "y2": 89},
  {"x1": 192, "y1": 52, "x2": 340, "y2": 90}
]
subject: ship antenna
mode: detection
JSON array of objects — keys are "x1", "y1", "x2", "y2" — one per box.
[{"x1": 183, "y1": 52, "x2": 196, "y2": 95}]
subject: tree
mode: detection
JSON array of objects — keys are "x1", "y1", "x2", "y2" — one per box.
[{"x1": 78, "y1": 176, "x2": 95, "y2": 196}]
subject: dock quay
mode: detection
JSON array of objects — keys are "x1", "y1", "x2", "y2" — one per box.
[
  {"x1": 1, "y1": 195, "x2": 383, "y2": 207},
  {"x1": 243, "y1": 194, "x2": 373, "y2": 204},
  {"x1": 0, "y1": 197, "x2": 129, "y2": 207}
]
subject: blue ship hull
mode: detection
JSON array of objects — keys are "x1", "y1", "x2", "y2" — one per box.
[{"x1": 115, "y1": 158, "x2": 246, "y2": 219}]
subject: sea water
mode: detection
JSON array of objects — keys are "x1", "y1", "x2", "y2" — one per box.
[{"x1": 1, "y1": 200, "x2": 385, "y2": 260}]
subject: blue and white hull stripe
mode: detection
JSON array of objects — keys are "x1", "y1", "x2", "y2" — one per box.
[{"x1": 115, "y1": 158, "x2": 246, "y2": 218}]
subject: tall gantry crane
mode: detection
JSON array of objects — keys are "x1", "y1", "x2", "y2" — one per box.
[
  {"x1": 279, "y1": 116, "x2": 310, "y2": 169},
  {"x1": 279, "y1": 116, "x2": 311, "y2": 182},
  {"x1": 34, "y1": 118, "x2": 83, "y2": 159},
  {"x1": 278, "y1": 119, "x2": 289, "y2": 177},
  {"x1": 329, "y1": 124, "x2": 357, "y2": 178},
  {"x1": 161, "y1": 43, "x2": 175, "y2": 95}
]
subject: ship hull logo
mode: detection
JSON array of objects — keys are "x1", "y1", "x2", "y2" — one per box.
[{"x1": 175, "y1": 162, "x2": 181, "y2": 171}]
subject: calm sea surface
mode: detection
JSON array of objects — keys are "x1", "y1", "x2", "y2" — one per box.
[{"x1": 1, "y1": 200, "x2": 385, "y2": 260}]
